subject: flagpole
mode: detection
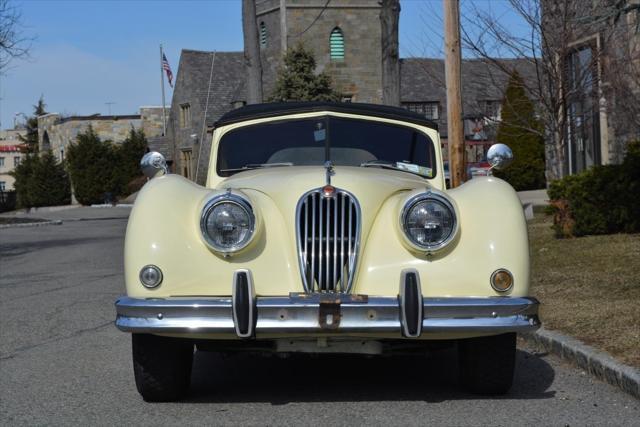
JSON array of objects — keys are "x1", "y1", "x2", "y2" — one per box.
[{"x1": 160, "y1": 44, "x2": 167, "y2": 136}]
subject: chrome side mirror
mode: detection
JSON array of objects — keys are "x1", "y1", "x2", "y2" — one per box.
[
  {"x1": 487, "y1": 144, "x2": 514, "y2": 170},
  {"x1": 141, "y1": 151, "x2": 168, "y2": 179}
]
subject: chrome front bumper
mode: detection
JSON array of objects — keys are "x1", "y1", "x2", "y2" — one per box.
[{"x1": 114, "y1": 294, "x2": 540, "y2": 338}]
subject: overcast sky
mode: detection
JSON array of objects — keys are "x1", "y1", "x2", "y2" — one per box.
[{"x1": 1, "y1": 0, "x2": 527, "y2": 130}]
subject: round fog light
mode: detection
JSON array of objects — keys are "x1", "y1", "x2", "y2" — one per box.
[
  {"x1": 140, "y1": 265, "x2": 163, "y2": 288},
  {"x1": 490, "y1": 269, "x2": 513, "y2": 292}
]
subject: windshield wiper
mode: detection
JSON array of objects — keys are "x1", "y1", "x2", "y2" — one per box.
[
  {"x1": 360, "y1": 160, "x2": 429, "y2": 178},
  {"x1": 220, "y1": 162, "x2": 293, "y2": 173}
]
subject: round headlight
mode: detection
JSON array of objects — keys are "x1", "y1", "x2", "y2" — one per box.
[
  {"x1": 200, "y1": 193, "x2": 255, "y2": 254},
  {"x1": 401, "y1": 192, "x2": 457, "y2": 252}
]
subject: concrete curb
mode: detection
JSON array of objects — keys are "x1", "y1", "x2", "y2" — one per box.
[
  {"x1": 0, "y1": 220, "x2": 63, "y2": 229},
  {"x1": 522, "y1": 328, "x2": 640, "y2": 399}
]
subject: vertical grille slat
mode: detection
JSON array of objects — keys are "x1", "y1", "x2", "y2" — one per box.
[{"x1": 296, "y1": 188, "x2": 361, "y2": 293}]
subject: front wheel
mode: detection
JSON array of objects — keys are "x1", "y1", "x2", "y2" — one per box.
[
  {"x1": 458, "y1": 332, "x2": 516, "y2": 395},
  {"x1": 132, "y1": 334, "x2": 194, "y2": 402}
]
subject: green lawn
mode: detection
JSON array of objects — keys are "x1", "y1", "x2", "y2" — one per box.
[{"x1": 528, "y1": 212, "x2": 640, "y2": 367}]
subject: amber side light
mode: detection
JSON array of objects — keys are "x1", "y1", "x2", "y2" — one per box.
[{"x1": 491, "y1": 269, "x2": 513, "y2": 292}]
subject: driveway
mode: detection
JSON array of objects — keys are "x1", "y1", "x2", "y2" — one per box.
[{"x1": 1, "y1": 213, "x2": 638, "y2": 425}]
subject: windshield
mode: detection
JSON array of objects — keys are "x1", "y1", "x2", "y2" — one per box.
[{"x1": 216, "y1": 116, "x2": 437, "y2": 178}]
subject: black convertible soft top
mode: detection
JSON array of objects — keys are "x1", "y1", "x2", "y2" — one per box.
[{"x1": 214, "y1": 102, "x2": 438, "y2": 130}]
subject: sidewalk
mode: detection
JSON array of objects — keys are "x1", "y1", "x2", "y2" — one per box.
[
  {"x1": 0, "y1": 205, "x2": 131, "y2": 222},
  {"x1": 517, "y1": 189, "x2": 549, "y2": 207}
]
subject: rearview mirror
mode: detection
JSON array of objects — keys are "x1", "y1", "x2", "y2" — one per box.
[
  {"x1": 141, "y1": 151, "x2": 168, "y2": 179},
  {"x1": 487, "y1": 144, "x2": 514, "y2": 170}
]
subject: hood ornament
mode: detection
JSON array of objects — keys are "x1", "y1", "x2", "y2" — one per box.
[
  {"x1": 323, "y1": 161, "x2": 336, "y2": 197},
  {"x1": 324, "y1": 160, "x2": 335, "y2": 186}
]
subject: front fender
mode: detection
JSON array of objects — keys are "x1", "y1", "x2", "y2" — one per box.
[
  {"x1": 355, "y1": 177, "x2": 530, "y2": 297},
  {"x1": 124, "y1": 175, "x2": 300, "y2": 298}
]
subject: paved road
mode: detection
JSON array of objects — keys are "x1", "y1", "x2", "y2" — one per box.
[{"x1": 1, "y1": 214, "x2": 638, "y2": 425}]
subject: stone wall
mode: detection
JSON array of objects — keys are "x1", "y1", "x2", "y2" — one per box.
[
  {"x1": 37, "y1": 107, "x2": 168, "y2": 161},
  {"x1": 257, "y1": 0, "x2": 383, "y2": 103}
]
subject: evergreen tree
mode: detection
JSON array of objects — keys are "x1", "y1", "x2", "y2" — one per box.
[
  {"x1": 10, "y1": 154, "x2": 37, "y2": 208},
  {"x1": 115, "y1": 127, "x2": 148, "y2": 195},
  {"x1": 29, "y1": 152, "x2": 71, "y2": 207},
  {"x1": 18, "y1": 96, "x2": 47, "y2": 154},
  {"x1": 66, "y1": 126, "x2": 119, "y2": 205},
  {"x1": 10, "y1": 152, "x2": 70, "y2": 208},
  {"x1": 270, "y1": 44, "x2": 340, "y2": 102},
  {"x1": 493, "y1": 71, "x2": 546, "y2": 191}
]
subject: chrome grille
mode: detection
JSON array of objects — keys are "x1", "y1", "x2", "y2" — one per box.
[{"x1": 296, "y1": 188, "x2": 361, "y2": 293}]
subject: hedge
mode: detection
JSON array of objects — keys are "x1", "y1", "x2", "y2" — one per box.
[{"x1": 548, "y1": 140, "x2": 640, "y2": 237}]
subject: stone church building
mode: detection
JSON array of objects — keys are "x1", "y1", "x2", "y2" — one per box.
[{"x1": 161, "y1": 0, "x2": 534, "y2": 184}]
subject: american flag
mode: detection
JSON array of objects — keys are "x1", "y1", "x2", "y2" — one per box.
[{"x1": 162, "y1": 53, "x2": 173, "y2": 88}]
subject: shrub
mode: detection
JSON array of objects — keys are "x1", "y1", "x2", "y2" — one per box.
[
  {"x1": 10, "y1": 152, "x2": 71, "y2": 208},
  {"x1": 66, "y1": 127, "x2": 120, "y2": 205},
  {"x1": 548, "y1": 140, "x2": 640, "y2": 237}
]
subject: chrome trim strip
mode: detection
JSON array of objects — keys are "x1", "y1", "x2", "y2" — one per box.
[
  {"x1": 399, "y1": 269, "x2": 423, "y2": 338},
  {"x1": 295, "y1": 187, "x2": 362, "y2": 293},
  {"x1": 232, "y1": 269, "x2": 255, "y2": 338},
  {"x1": 115, "y1": 296, "x2": 540, "y2": 336}
]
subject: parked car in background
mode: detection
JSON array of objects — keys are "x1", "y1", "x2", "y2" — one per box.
[{"x1": 115, "y1": 102, "x2": 540, "y2": 401}]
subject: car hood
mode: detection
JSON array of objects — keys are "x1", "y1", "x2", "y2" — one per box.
[
  {"x1": 219, "y1": 165, "x2": 429, "y2": 202},
  {"x1": 217, "y1": 166, "x2": 431, "y2": 238}
]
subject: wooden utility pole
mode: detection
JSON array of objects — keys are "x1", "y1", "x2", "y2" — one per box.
[
  {"x1": 443, "y1": 0, "x2": 466, "y2": 187},
  {"x1": 242, "y1": 0, "x2": 263, "y2": 104},
  {"x1": 381, "y1": 0, "x2": 400, "y2": 106}
]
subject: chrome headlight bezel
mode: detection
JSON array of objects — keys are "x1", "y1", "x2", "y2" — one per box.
[
  {"x1": 399, "y1": 191, "x2": 458, "y2": 253},
  {"x1": 200, "y1": 193, "x2": 256, "y2": 255}
]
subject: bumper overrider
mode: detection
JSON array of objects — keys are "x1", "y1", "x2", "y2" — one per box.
[{"x1": 115, "y1": 270, "x2": 540, "y2": 339}]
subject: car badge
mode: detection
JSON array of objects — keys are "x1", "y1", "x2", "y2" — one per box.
[{"x1": 322, "y1": 185, "x2": 336, "y2": 198}]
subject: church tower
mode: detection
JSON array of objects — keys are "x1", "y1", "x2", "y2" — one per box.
[{"x1": 254, "y1": 0, "x2": 389, "y2": 103}]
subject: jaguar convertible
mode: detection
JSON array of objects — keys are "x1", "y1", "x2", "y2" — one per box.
[{"x1": 115, "y1": 102, "x2": 540, "y2": 401}]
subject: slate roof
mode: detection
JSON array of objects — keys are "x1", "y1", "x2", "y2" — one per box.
[
  {"x1": 171, "y1": 50, "x2": 245, "y2": 131},
  {"x1": 215, "y1": 101, "x2": 438, "y2": 129},
  {"x1": 170, "y1": 50, "x2": 537, "y2": 138},
  {"x1": 400, "y1": 57, "x2": 538, "y2": 117}
]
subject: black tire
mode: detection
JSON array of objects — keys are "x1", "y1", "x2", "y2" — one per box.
[
  {"x1": 458, "y1": 332, "x2": 516, "y2": 395},
  {"x1": 132, "y1": 334, "x2": 194, "y2": 402}
]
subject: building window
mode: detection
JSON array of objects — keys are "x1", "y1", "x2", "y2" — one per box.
[
  {"x1": 0, "y1": 181, "x2": 5, "y2": 191},
  {"x1": 565, "y1": 43, "x2": 600, "y2": 174},
  {"x1": 0, "y1": 157, "x2": 4, "y2": 167},
  {"x1": 341, "y1": 95, "x2": 353, "y2": 103},
  {"x1": 179, "y1": 103, "x2": 191, "y2": 128},
  {"x1": 181, "y1": 149, "x2": 193, "y2": 180},
  {"x1": 482, "y1": 100, "x2": 501, "y2": 120},
  {"x1": 402, "y1": 102, "x2": 439, "y2": 120},
  {"x1": 260, "y1": 22, "x2": 267, "y2": 48},
  {"x1": 330, "y1": 27, "x2": 344, "y2": 61},
  {"x1": 14, "y1": 157, "x2": 21, "y2": 167}
]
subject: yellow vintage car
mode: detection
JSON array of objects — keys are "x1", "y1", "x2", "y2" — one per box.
[{"x1": 115, "y1": 102, "x2": 540, "y2": 401}]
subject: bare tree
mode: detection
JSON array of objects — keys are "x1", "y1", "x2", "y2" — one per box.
[
  {"x1": 380, "y1": 0, "x2": 400, "y2": 106},
  {"x1": 242, "y1": 0, "x2": 263, "y2": 104},
  {"x1": 0, "y1": 0, "x2": 31, "y2": 72},
  {"x1": 459, "y1": 0, "x2": 640, "y2": 180}
]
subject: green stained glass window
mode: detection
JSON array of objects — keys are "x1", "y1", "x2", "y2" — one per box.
[
  {"x1": 260, "y1": 22, "x2": 267, "y2": 47},
  {"x1": 330, "y1": 28, "x2": 344, "y2": 60}
]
